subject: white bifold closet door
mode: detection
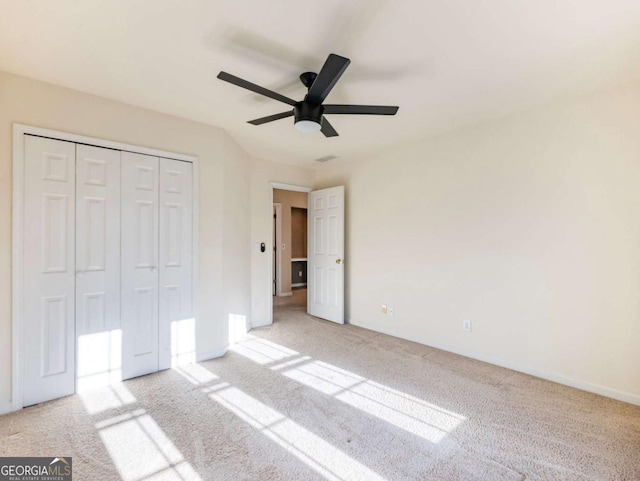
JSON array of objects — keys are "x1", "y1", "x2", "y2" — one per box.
[
  {"x1": 75, "y1": 145, "x2": 121, "y2": 392},
  {"x1": 120, "y1": 152, "x2": 161, "y2": 380},
  {"x1": 23, "y1": 137, "x2": 194, "y2": 404},
  {"x1": 158, "y1": 158, "x2": 193, "y2": 369},
  {"x1": 120, "y1": 153, "x2": 193, "y2": 379},
  {"x1": 23, "y1": 136, "x2": 77, "y2": 406}
]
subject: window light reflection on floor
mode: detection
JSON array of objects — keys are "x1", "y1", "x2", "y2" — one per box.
[
  {"x1": 229, "y1": 335, "x2": 299, "y2": 365},
  {"x1": 270, "y1": 355, "x2": 312, "y2": 371},
  {"x1": 231, "y1": 336, "x2": 465, "y2": 444},
  {"x1": 79, "y1": 382, "x2": 137, "y2": 415},
  {"x1": 283, "y1": 360, "x2": 464, "y2": 443},
  {"x1": 96, "y1": 409, "x2": 202, "y2": 481},
  {"x1": 206, "y1": 384, "x2": 386, "y2": 481},
  {"x1": 173, "y1": 362, "x2": 219, "y2": 385}
]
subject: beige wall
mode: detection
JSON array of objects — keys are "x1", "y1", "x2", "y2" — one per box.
[
  {"x1": 291, "y1": 207, "x2": 307, "y2": 260},
  {"x1": 0, "y1": 71, "x2": 309, "y2": 409},
  {"x1": 315, "y1": 80, "x2": 640, "y2": 404},
  {"x1": 273, "y1": 189, "x2": 308, "y2": 294}
]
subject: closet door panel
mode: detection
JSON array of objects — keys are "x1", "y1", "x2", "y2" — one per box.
[
  {"x1": 121, "y1": 152, "x2": 159, "y2": 380},
  {"x1": 23, "y1": 135, "x2": 76, "y2": 406},
  {"x1": 159, "y1": 159, "x2": 193, "y2": 369},
  {"x1": 75, "y1": 145, "x2": 121, "y2": 391}
]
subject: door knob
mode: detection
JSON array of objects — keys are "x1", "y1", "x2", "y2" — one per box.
[{"x1": 336, "y1": 258, "x2": 343, "y2": 265}]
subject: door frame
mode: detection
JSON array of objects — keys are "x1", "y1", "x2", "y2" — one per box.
[
  {"x1": 268, "y1": 182, "x2": 312, "y2": 325},
  {"x1": 11, "y1": 123, "x2": 199, "y2": 412},
  {"x1": 273, "y1": 203, "x2": 282, "y2": 297}
]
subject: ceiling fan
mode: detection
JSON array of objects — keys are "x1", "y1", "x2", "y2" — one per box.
[{"x1": 217, "y1": 53, "x2": 399, "y2": 137}]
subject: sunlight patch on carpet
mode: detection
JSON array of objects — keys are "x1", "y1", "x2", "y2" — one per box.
[
  {"x1": 283, "y1": 359, "x2": 465, "y2": 443},
  {"x1": 173, "y1": 363, "x2": 219, "y2": 385},
  {"x1": 96, "y1": 409, "x2": 202, "y2": 481},
  {"x1": 208, "y1": 385, "x2": 387, "y2": 481},
  {"x1": 79, "y1": 382, "x2": 137, "y2": 415},
  {"x1": 270, "y1": 355, "x2": 312, "y2": 371},
  {"x1": 233, "y1": 336, "x2": 465, "y2": 444},
  {"x1": 230, "y1": 335, "x2": 300, "y2": 365}
]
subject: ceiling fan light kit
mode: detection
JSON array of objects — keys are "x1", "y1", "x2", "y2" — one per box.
[
  {"x1": 295, "y1": 119, "x2": 322, "y2": 132},
  {"x1": 217, "y1": 53, "x2": 399, "y2": 137},
  {"x1": 294, "y1": 101, "x2": 323, "y2": 132}
]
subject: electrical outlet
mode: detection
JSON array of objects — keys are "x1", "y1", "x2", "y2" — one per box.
[
  {"x1": 381, "y1": 304, "x2": 388, "y2": 314},
  {"x1": 462, "y1": 319, "x2": 472, "y2": 332},
  {"x1": 299, "y1": 271, "x2": 303, "y2": 276}
]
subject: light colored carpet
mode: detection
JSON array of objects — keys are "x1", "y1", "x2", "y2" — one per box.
[{"x1": 1, "y1": 289, "x2": 639, "y2": 481}]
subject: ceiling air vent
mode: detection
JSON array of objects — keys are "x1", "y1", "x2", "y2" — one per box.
[{"x1": 315, "y1": 155, "x2": 337, "y2": 163}]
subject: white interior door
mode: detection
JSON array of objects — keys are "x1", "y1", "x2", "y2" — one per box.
[
  {"x1": 159, "y1": 158, "x2": 193, "y2": 369},
  {"x1": 23, "y1": 135, "x2": 76, "y2": 405},
  {"x1": 121, "y1": 152, "x2": 159, "y2": 379},
  {"x1": 75, "y1": 145, "x2": 121, "y2": 392},
  {"x1": 307, "y1": 186, "x2": 345, "y2": 324}
]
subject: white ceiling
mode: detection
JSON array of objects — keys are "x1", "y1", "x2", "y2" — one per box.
[{"x1": 2, "y1": 1, "x2": 640, "y2": 165}]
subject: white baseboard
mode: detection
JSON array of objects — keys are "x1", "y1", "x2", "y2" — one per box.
[
  {"x1": 251, "y1": 319, "x2": 272, "y2": 328},
  {"x1": 347, "y1": 319, "x2": 640, "y2": 407},
  {"x1": 277, "y1": 292, "x2": 293, "y2": 297},
  {"x1": 292, "y1": 283, "x2": 307, "y2": 288},
  {"x1": 196, "y1": 346, "x2": 228, "y2": 362},
  {"x1": 0, "y1": 402, "x2": 15, "y2": 416}
]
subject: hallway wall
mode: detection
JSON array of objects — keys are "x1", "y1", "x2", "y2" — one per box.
[{"x1": 273, "y1": 189, "x2": 308, "y2": 295}]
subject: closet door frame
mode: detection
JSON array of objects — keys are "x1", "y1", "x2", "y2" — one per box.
[{"x1": 11, "y1": 124, "x2": 199, "y2": 412}]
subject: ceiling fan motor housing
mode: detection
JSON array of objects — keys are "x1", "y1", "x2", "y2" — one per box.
[
  {"x1": 299, "y1": 71, "x2": 318, "y2": 89},
  {"x1": 294, "y1": 101, "x2": 324, "y2": 125}
]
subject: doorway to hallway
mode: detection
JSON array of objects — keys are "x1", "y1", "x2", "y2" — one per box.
[
  {"x1": 267, "y1": 182, "x2": 345, "y2": 326},
  {"x1": 273, "y1": 286, "x2": 307, "y2": 322},
  {"x1": 273, "y1": 188, "x2": 309, "y2": 319}
]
